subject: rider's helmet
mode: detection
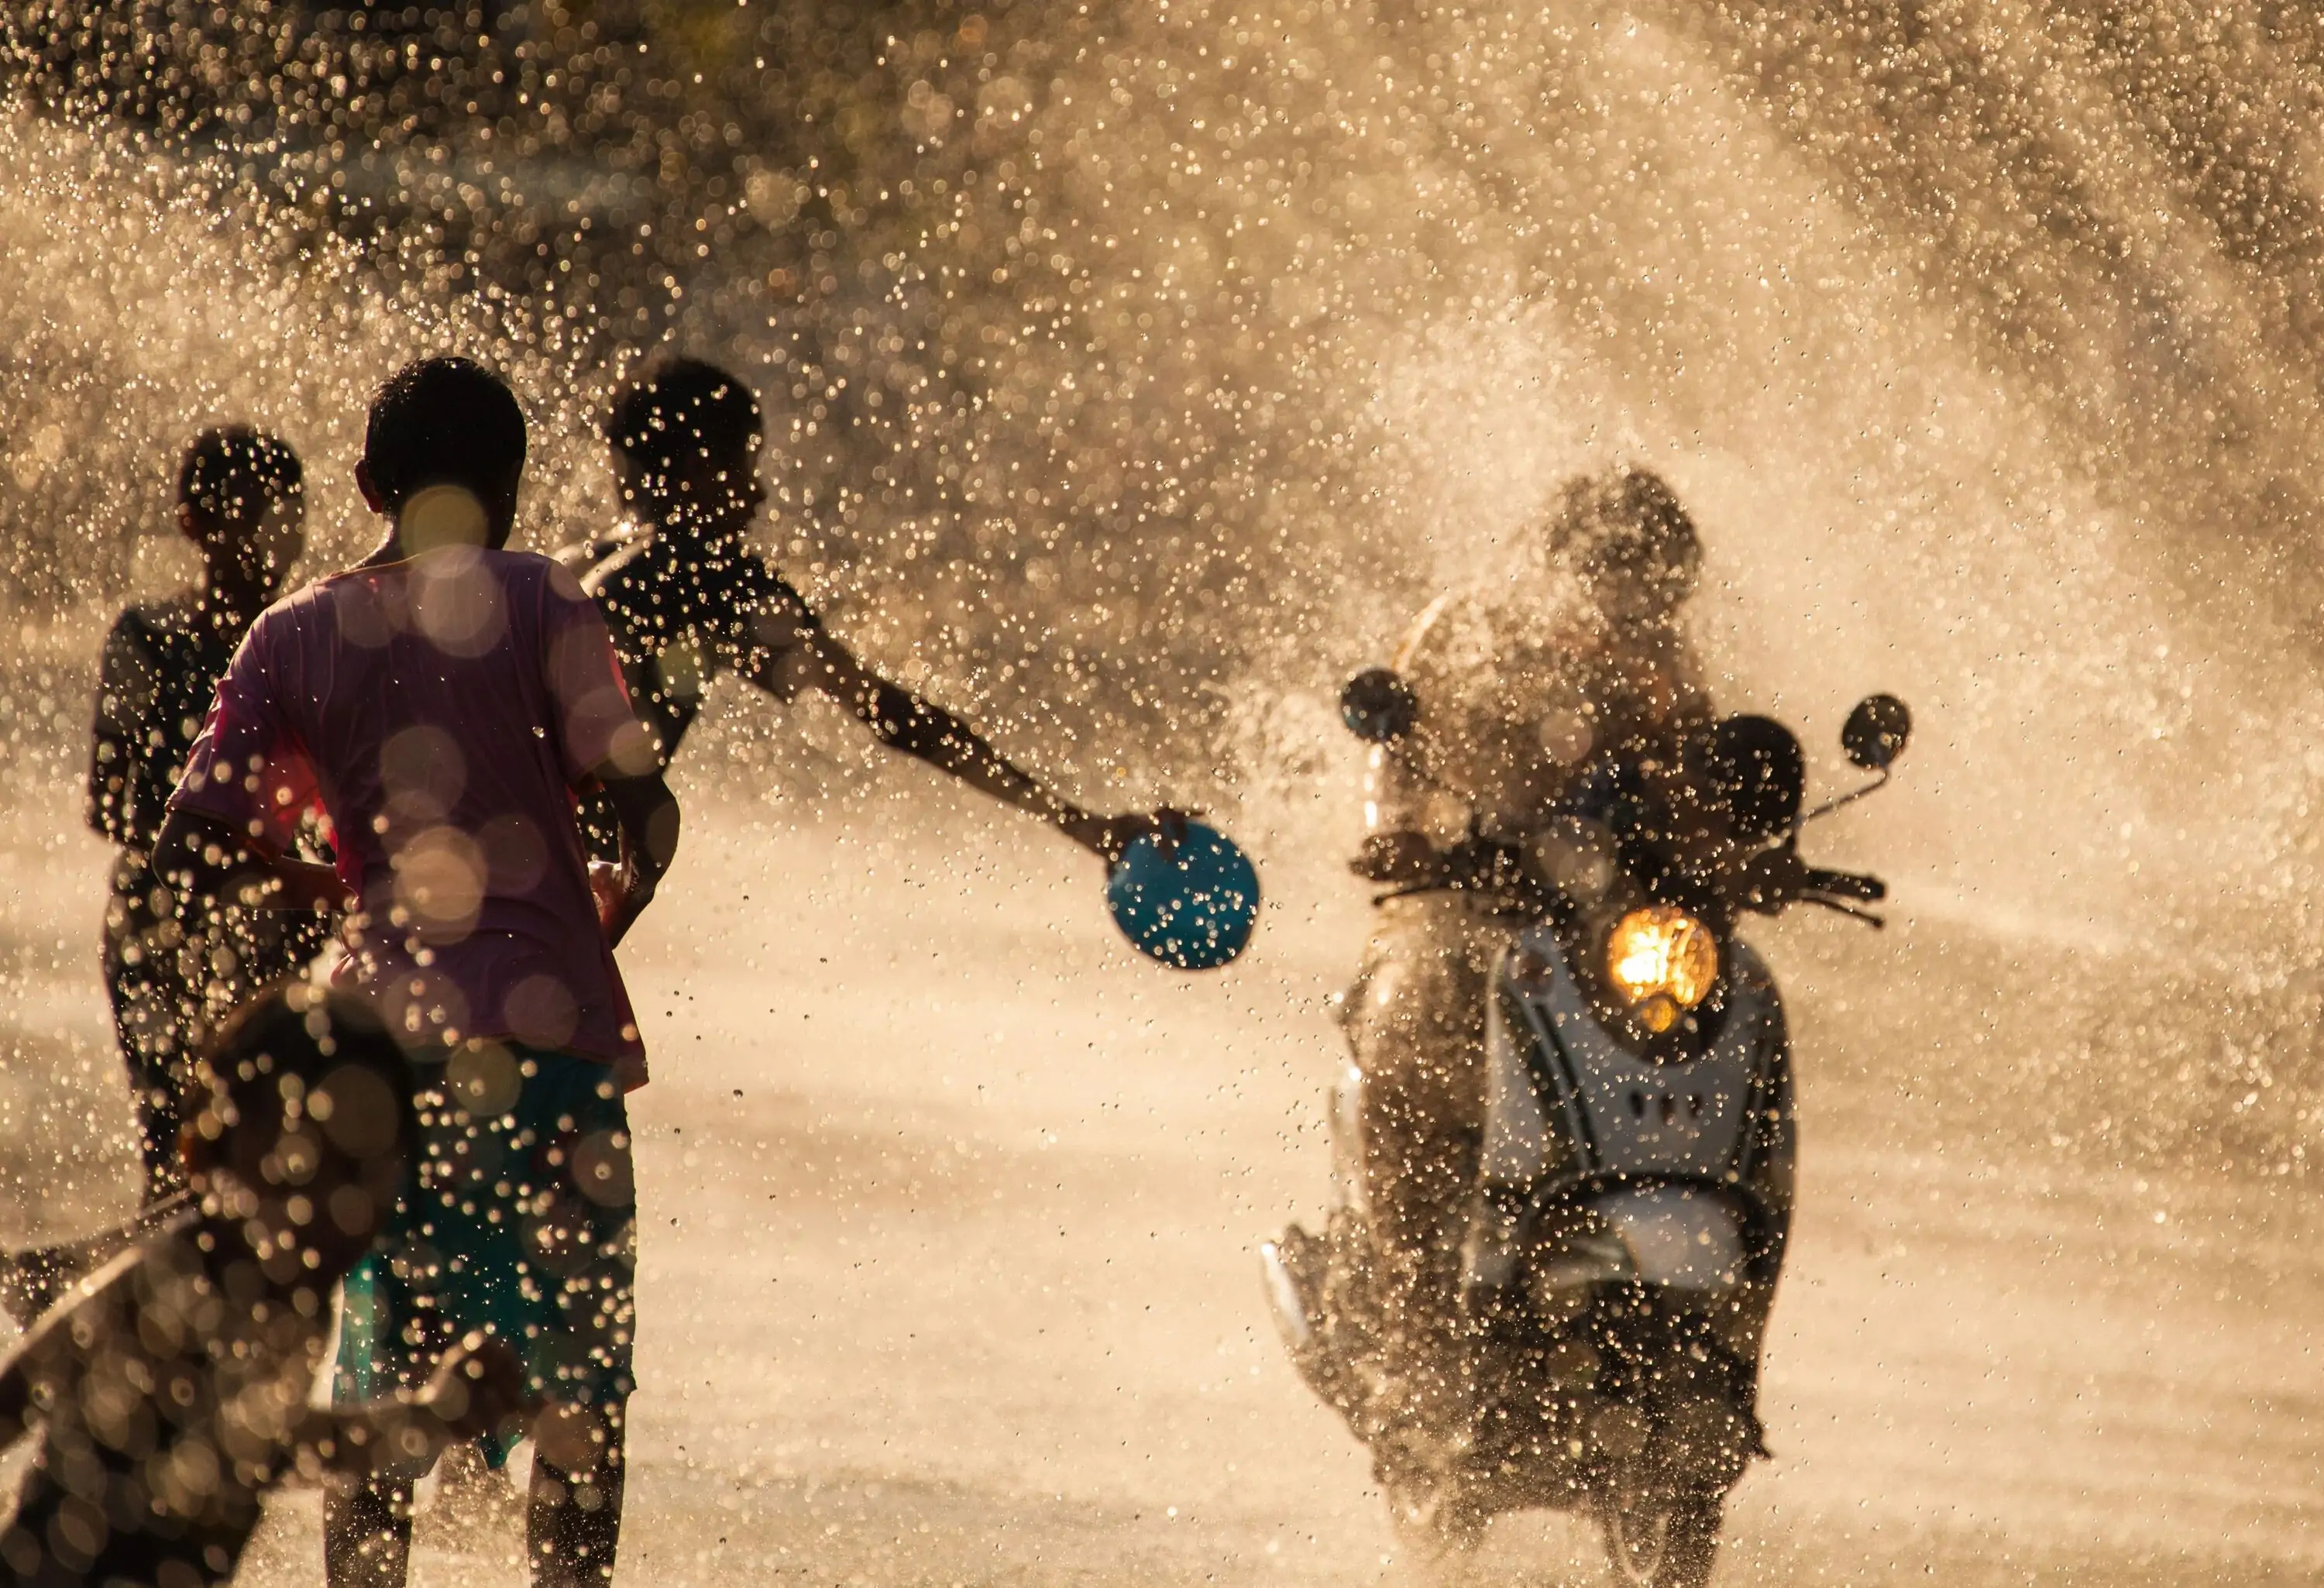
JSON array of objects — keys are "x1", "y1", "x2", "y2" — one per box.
[{"x1": 1545, "y1": 466, "x2": 1701, "y2": 623}]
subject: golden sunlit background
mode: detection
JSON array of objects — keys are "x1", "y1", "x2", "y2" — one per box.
[{"x1": 3, "y1": 2, "x2": 2323, "y2": 1583}]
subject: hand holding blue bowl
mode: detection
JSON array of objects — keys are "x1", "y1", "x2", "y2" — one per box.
[{"x1": 1105, "y1": 818, "x2": 1260, "y2": 971}]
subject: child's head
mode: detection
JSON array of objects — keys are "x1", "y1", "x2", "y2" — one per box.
[
  {"x1": 176, "y1": 427, "x2": 305, "y2": 598},
  {"x1": 182, "y1": 985, "x2": 417, "y2": 1291},
  {"x1": 607, "y1": 357, "x2": 765, "y2": 530},
  {"x1": 356, "y1": 356, "x2": 528, "y2": 552}
]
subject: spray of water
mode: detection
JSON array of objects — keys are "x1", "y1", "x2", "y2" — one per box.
[
  {"x1": 4, "y1": 7, "x2": 2324, "y2": 1581},
  {"x1": 8, "y1": 2, "x2": 2321, "y2": 1154}
]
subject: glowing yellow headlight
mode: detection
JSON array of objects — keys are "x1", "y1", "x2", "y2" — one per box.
[{"x1": 1605, "y1": 907, "x2": 1720, "y2": 1033}]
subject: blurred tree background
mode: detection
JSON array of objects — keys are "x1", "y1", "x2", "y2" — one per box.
[
  {"x1": 0, "y1": 0, "x2": 1412, "y2": 788},
  {"x1": 12, "y1": 0, "x2": 2324, "y2": 804}
]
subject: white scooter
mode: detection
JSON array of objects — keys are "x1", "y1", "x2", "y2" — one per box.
[{"x1": 1265, "y1": 676, "x2": 1909, "y2": 1586}]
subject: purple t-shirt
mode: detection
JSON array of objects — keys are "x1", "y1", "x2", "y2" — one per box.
[{"x1": 170, "y1": 547, "x2": 656, "y2": 1083}]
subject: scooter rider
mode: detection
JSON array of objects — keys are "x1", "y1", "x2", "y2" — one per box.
[{"x1": 1343, "y1": 466, "x2": 1713, "y2": 1470}]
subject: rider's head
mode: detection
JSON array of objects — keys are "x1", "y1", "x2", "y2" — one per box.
[
  {"x1": 607, "y1": 357, "x2": 767, "y2": 535},
  {"x1": 1546, "y1": 466, "x2": 1700, "y2": 624}
]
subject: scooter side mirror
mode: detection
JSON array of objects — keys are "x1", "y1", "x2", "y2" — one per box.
[
  {"x1": 1341, "y1": 669, "x2": 1419, "y2": 743},
  {"x1": 1841, "y1": 694, "x2": 1911, "y2": 771}
]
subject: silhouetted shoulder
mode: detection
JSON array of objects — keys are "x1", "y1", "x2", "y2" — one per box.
[
  {"x1": 555, "y1": 526, "x2": 652, "y2": 593},
  {"x1": 105, "y1": 593, "x2": 199, "y2": 662},
  {"x1": 718, "y1": 551, "x2": 821, "y2": 640},
  {"x1": 473, "y1": 546, "x2": 574, "y2": 587},
  {"x1": 567, "y1": 527, "x2": 818, "y2": 665}
]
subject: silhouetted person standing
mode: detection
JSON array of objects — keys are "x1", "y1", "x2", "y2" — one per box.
[
  {"x1": 87, "y1": 428, "x2": 321, "y2": 1202},
  {"x1": 155, "y1": 358, "x2": 679, "y2": 1588},
  {"x1": 557, "y1": 356, "x2": 1167, "y2": 867}
]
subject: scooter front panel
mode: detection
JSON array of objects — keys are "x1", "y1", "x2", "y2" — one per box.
[{"x1": 1502, "y1": 926, "x2": 1774, "y2": 1183}]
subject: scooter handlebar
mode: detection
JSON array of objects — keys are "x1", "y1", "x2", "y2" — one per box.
[{"x1": 1798, "y1": 865, "x2": 1886, "y2": 902}]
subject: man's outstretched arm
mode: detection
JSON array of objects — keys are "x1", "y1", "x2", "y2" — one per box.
[
  {"x1": 748, "y1": 624, "x2": 1154, "y2": 864},
  {"x1": 150, "y1": 808, "x2": 347, "y2": 919}
]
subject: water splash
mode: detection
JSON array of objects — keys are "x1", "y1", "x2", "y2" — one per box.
[{"x1": 4, "y1": 0, "x2": 2324, "y2": 1169}]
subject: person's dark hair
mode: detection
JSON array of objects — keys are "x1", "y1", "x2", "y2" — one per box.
[
  {"x1": 187, "y1": 985, "x2": 418, "y2": 1174},
  {"x1": 607, "y1": 356, "x2": 762, "y2": 477},
  {"x1": 177, "y1": 426, "x2": 302, "y2": 527},
  {"x1": 363, "y1": 356, "x2": 527, "y2": 510}
]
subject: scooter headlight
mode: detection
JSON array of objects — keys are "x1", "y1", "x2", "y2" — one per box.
[{"x1": 1604, "y1": 906, "x2": 1719, "y2": 1033}]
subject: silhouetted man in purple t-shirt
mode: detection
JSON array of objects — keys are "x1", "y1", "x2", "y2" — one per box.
[{"x1": 156, "y1": 357, "x2": 676, "y2": 1588}]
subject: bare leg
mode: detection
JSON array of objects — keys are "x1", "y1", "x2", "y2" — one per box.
[
  {"x1": 1346, "y1": 898, "x2": 1499, "y2": 1442},
  {"x1": 102, "y1": 864, "x2": 191, "y2": 1207},
  {"x1": 324, "y1": 1476, "x2": 414, "y2": 1588},
  {"x1": 527, "y1": 1404, "x2": 627, "y2": 1587}
]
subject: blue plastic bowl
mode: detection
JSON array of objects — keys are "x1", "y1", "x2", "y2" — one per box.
[{"x1": 1106, "y1": 821, "x2": 1260, "y2": 971}]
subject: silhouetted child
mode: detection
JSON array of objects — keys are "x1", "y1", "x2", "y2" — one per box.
[
  {"x1": 0, "y1": 985, "x2": 528, "y2": 1588},
  {"x1": 152, "y1": 356, "x2": 679, "y2": 1588},
  {"x1": 558, "y1": 356, "x2": 1164, "y2": 864},
  {"x1": 88, "y1": 427, "x2": 325, "y2": 1205}
]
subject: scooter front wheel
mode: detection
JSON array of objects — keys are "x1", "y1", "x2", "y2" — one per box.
[
  {"x1": 1597, "y1": 1485, "x2": 1721, "y2": 1588},
  {"x1": 1385, "y1": 1471, "x2": 1486, "y2": 1565}
]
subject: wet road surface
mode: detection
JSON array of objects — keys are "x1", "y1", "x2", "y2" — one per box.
[{"x1": 2, "y1": 791, "x2": 2319, "y2": 1586}]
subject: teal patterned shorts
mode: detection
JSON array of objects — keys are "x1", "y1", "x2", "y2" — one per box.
[{"x1": 335, "y1": 1044, "x2": 638, "y2": 1448}]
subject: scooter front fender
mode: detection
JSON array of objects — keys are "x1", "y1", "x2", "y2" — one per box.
[{"x1": 1531, "y1": 1185, "x2": 1749, "y2": 1297}]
